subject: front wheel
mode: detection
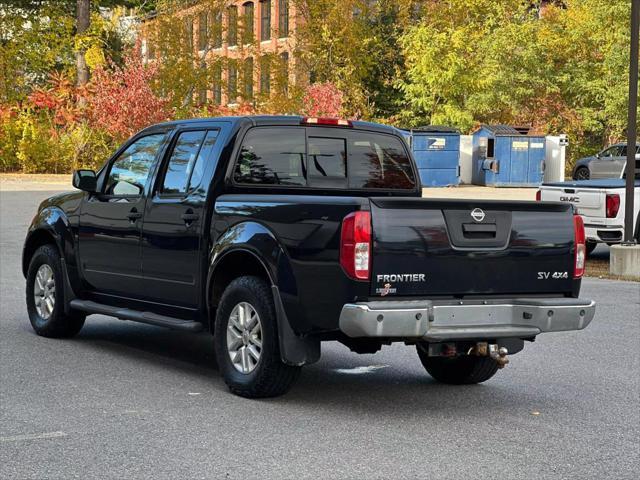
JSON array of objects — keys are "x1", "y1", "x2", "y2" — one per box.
[
  {"x1": 585, "y1": 240, "x2": 598, "y2": 256},
  {"x1": 417, "y1": 345, "x2": 499, "y2": 384},
  {"x1": 26, "y1": 244, "x2": 85, "y2": 338},
  {"x1": 214, "y1": 276, "x2": 301, "y2": 398}
]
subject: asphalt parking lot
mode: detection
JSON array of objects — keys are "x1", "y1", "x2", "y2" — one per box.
[{"x1": 1, "y1": 188, "x2": 639, "y2": 479}]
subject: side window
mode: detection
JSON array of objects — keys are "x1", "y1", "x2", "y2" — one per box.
[
  {"x1": 105, "y1": 133, "x2": 167, "y2": 196},
  {"x1": 189, "y1": 131, "x2": 218, "y2": 191},
  {"x1": 160, "y1": 130, "x2": 219, "y2": 195},
  {"x1": 601, "y1": 147, "x2": 619, "y2": 158},
  {"x1": 348, "y1": 132, "x2": 416, "y2": 190},
  {"x1": 619, "y1": 145, "x2": 628, "y2": 157},
  {"x1": 234, "y1": 127, "x2": 305, "y2": 185}
]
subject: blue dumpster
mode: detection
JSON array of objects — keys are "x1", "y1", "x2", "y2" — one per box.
[
  {"x1": 403, "y1": 126, "x2": 460, "y2": 187},
  {"x1": 472, "y1": 125, "x2": 545, "y2": 187}
]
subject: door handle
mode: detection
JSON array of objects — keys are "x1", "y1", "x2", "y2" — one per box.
[
  {"x1": 127, "y1": 208, "x2": 142, "y2": 222},
  {"x1": 181, "y1": 210, "x2": 199, "y2": 225}
]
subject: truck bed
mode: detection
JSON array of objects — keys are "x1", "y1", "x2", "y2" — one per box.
[{"x1": 542, "y1": 179, "x2": 640, "y2": 189}]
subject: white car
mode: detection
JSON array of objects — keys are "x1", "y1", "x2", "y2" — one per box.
[{"x1": 538, "y1": 179, "x2": 640, "y2": 254}]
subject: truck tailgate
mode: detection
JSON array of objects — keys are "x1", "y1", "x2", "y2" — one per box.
[
  {"x1": 369, "y1": 198, "x2": 575, "y2": 296},
  {"x1": 539, "y1": 185, "x2": 605, "y2": 218}
]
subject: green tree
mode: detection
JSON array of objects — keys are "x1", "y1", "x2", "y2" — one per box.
[
  {"x1": 295, "y1": 0, "x2": 419, "y2": 119},
  {"x1": 0, "y1": 2, "x2": 76, "y2": 102},
  {"x1": 396, "y1": 0, "x2": 635, "y2": 167}
]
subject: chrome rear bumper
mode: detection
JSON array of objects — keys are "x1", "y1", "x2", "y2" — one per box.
[{"x1": 338, "y1": 298, "x2": 596, "y2": 340}]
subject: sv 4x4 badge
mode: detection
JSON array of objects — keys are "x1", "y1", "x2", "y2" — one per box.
[{"x1": 538, "y1": 271, "x2": 569, "y2": 279}]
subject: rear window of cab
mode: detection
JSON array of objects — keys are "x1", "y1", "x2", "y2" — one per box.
[{"x1": 233, "y1": 126, "x2": 416, "y2": 190}]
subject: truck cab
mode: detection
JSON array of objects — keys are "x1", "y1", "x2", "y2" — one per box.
[{"x1": 23, "y1": 116, "x2": 596, "y2": 398}]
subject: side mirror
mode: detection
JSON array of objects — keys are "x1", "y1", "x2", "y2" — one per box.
[
  {"x1": 595, "y1": 153, "x2": 600, "y2": 159},
  {"x1": 72, "y1": 169, "x2": 97, "y2": 192}
]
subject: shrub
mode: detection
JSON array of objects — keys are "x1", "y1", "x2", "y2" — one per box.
[
  {"x1": 88, "y1": 45, "x2": 172, "y2": 141},
  {"x1": 0, "y1": 106, "x2": 22, "y2": 171}
]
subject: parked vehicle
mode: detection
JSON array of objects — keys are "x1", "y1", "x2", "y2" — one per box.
[
  {"x1": 572, "y1": 143, "x2": 640, "y2": 180},
  {"x1": 23, "y1": 116, "x2": 596, "y2": 398},
  {"x1": 539, "y1": 179, "x2": 640, "y2": 254}
]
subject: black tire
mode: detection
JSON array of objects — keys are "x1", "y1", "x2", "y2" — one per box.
[
  {"x1": 573, "y1": 167, "x2": 590, "y2": 180},
  {"x1": 25, "y1": 244, "x2": 85, "y2": 338},
  {"x1": 214, "y1": 276, "x2": 301, "y2": 398},
  {"x1": 417, "y1": 345, "x2": 499, "y2": 385},
  {"x1": 585, "y1": 240, "x2": 598, "y2": 256}
]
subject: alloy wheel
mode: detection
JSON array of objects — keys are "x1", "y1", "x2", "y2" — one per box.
[
  {"x1": 33, "y1": 264, "x2": 55, "y2": 320},
  {"x1": 226, "y1": 302, "x2": 263, "y2": 374}
]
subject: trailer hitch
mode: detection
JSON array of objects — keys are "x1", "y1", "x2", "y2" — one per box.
[{"x1": 468, "y1": 342, "x2": 510, "y2": 368}]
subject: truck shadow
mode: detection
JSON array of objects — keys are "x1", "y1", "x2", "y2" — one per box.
[{"x1": 67, "y1": 318, "x2": 538, "y2": 414}]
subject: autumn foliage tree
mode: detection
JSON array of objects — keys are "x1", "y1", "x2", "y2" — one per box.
[
  {"x1": 301, "y1": 82, "x2": 343, "y2": 117},
  {"x1": 88, "y1": 45, "x2": 171, "y2": 140}
]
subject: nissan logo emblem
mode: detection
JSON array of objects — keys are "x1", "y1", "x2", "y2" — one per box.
[{"x1": 471, "y1": 208, "x2": 485, "y2": 222}]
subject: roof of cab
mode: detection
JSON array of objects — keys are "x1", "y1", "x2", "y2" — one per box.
[{"x1": 142, "y1": 115, "x2": 401, "y2": 136}]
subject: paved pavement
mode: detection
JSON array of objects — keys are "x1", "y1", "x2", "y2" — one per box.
[{"x1": 1, "y1": 189, "x2": 638, "y2": 480}]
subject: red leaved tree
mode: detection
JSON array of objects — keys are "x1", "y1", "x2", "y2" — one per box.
[
  {"x1": 87, "y1": 46, "x2": 172, "y2": 140},
  {"x1": 28, "y1": 72, "x2": 83, "y2": 127},
  {"x1": 301, "y1": 82, "x2": 343, "y2": 118}
]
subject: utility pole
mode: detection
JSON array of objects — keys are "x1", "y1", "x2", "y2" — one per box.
[
  {"x1": 611, "y1": 0, "x2": 640, "y2": 277},
  {"x1": 624, "y1": 0, "x2": 639, "y2": 244}
]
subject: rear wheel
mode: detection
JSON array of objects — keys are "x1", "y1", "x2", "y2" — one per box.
[
  {"x1": 26, "y1": 244, "x2": 85, "y2": 338},
  {"x1": 574, "y1": 167, "x2": 590, "y2": 180},
  {"x1": 417, "y1": 345, "x2": 499, "y2": 384},
  {"x1": 214, "y1": 276, "x2": 301, "y2": 398}
]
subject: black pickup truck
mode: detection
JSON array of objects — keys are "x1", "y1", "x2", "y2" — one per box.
[{"x1": 23, "y1": 116, "x2": 596, "y2": 398}]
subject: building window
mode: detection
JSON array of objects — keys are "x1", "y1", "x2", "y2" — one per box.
[
  {"x1": 212, "y1": 10, "x2": 222, "y2": 48},
  {"x1": 260, "y1": 0, "x2": 271, "y2": 42},
  {"x1": 242, "y1": 2, "x2": 254, "y2": 44},
  {"x1": 279, "y1": 51, "x2": 288, "y2": 94},
  {"x1": 198, "y1": 87, "x2": 207, "y2": 105},
  {"x1": 227, "y1": 5, "x2": 238, "y2": 46},
  {"x1": 278, "y1": 0, "x2": 288, "y2": 37},
  {"x1": 244, "y1": 57, "x2": 254, "y2": 100},
  {"x1": 228, "y1": 61, "x2": 238, "y2": 101},
  {"x1": 260, "y1": 56, "x2": 270, "y2": 94},
  {"x1": 198, "y1": 12, "x2": 208, "y2": 51},
  {"x1": 185, "y1": 17, "x2": 194, "y2": 52},
  {"x1": 146, "y1": 35, "x2": 156, "y2": 60},
  {"x1": 213, "y1": 65, "x2": 222, "y2": 105}
]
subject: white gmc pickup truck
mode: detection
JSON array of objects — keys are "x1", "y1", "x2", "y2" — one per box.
[{"x1": 539, "y1": 179, "x2": 640, "y2": 255}]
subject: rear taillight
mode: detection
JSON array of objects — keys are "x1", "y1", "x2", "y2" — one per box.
[
  {"x1": 535, "y1": 190, "x2": 541, "y2": 201},
  {"x1": 340, "y1": 211, "x2": 371, "y2": 280},
  {"x1": 573, "y1": 214, "x2": 586, "y2": 278},
  {"x1": 605, "y1": 194, "x2": 620, "y2": 218}
]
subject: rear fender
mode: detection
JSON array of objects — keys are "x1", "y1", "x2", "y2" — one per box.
[{"x1": 207, "y1": 221, "x2": 319, "y2": 366}]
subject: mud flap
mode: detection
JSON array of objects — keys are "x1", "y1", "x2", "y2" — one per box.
[
  {"x1": 271, "y1": 285, "x2": 321, "y2": 366},
  {"x1": 60, "y1": 260, "x2": 76, "y2": 315}
]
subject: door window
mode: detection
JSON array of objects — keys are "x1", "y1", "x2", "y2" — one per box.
[
  {"x1": 601, "y1": 146, "x2": 621, "y2": 158},
  {"x1": 105, "y1": 134, "x2": 167, "y2": 196},
  {"x1": 160, "y1": 130, "x2": 219, "y2": 195},
  {"x1": 234, "y1": 127, "x2": 306, "y2": 185},
  {"x1": 161, "y1": 131, "x2": 204, "y2": 195}
]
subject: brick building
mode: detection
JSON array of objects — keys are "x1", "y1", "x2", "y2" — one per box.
[{"x1": 142, "y1": 0, "x2": 302, "y2": 106}]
